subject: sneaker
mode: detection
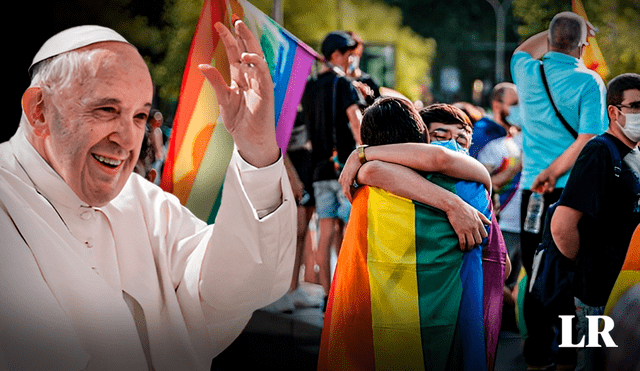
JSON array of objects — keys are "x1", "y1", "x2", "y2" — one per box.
[{"x1": 261, "y1": 292, "x2": 295, "y2": 313}]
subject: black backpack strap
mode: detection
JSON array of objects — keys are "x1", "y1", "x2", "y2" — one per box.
[
  {"x1": 591, "y1": 135, "x2": 622, "y2": 178},
  {"x1": 540, "y1": 62, "x2": 579, "y2": 139}
]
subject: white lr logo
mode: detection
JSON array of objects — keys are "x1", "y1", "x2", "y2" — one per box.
[{"x1": 558, "y1": 315, "x2": 618, "y2": 348}]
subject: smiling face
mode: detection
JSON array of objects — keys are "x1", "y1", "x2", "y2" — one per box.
[{"x1": 35, "y1": 42, "x2": 153, "y2": 206}]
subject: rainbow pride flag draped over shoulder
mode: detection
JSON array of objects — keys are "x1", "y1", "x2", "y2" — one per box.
[
  {"x1": 161, "y1": 0, "x2": 318, "y2": 222},
  {"x1": 318, "y1": 173, "x2": 507, "y2": 371}
]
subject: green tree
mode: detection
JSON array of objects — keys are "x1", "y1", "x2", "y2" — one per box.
[
  {"x1": 512, "y1": 0, "x2": 640, "y2": 82},
  {"x1": 228, "y1": 0, "x2": 436, "y2": 101}
]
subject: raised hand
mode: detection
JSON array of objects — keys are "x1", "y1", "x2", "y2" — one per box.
[{"x1": 199, "y1": 17, "x2": 280, "y2": 168}]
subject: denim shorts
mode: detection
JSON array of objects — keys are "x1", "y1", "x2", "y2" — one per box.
[{"x1": 313, "y1": 179, "x2": 351, "y2": 222}]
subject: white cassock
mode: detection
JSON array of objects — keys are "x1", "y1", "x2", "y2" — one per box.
[{"x1": 0, "y1": 127, "x2": 296, "y2": 370}]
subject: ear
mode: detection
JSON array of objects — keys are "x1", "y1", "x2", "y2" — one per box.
[
  {"x1": 22, "y1": 87, "x2": 49, "y2": 137},
  {"x1": 607, "y1": 105, "x2": 619, "y2": 125}
]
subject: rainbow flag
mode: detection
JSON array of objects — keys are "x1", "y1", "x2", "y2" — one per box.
[
  {"x1": 572, "y1": 0, "x2": 609, "y2": 79},
  {"x1": 494, "y1": 156, "x2": 521, "y2": 214},
  {"x1": 604, "y1": 224, "x2": 640, "y2": 316},
  {"x1": 160, "y1": 0, "x2": 318, "y2": 222},
  {"x1": 318, "y1": 174, "x2": 507, "y2": 371}
]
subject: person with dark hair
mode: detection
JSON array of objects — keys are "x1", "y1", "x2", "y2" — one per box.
[
  {"x1": 510, "y1": 11, "x2": 608, "y2": 369},
  {"x1": 420, "y1": 103, "x2": 474, "y2": 151},
  {"x1": 551, "y1": 73, "x2": 640, "y2": 370},
  {"x1": 301, "y1": 30, "x2": 364, "y2": 299},
  {"x1": 318, "y1": 97, "x2": 509, "y2": 370}
]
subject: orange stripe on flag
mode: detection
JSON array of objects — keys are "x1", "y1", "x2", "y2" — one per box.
[{"x1": 571, "y1": 0, "x2": 609, "y2": 79}]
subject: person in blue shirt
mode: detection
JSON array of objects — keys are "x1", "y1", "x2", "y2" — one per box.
[
  {"x1": 469, "y1": 82, "x2": 519, "y2": 159},
  {"x1": 510, "y1": 11, "x2": 607, "y2": 370}
]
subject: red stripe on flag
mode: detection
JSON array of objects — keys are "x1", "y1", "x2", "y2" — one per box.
[
  {"x1": 161, "y1": 0, "x2": 226, "y2": 192},
  {"x1": 319, "y1": 187, "x2": 376, "y2": 370}
]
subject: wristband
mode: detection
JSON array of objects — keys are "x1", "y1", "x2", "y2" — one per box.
[{"x1": 357, "y1": 145, "x2": 368, "y2": 164}]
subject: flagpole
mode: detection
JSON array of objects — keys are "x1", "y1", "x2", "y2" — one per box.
[{"x1": 272, "y1": 0, "x2": 283, "y2": 25}]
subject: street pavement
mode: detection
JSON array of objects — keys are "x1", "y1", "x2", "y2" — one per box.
[{"x1": 210, "y1": 283, "x2": 528, "y2": 370}]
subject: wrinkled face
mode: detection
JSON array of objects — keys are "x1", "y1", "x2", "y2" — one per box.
[
  {"x1": 428, "y1": 122, "x2": 471, "y2": 149},
  {"x1": 41, "y1": 43, "x2": 153, "y2": 206}
]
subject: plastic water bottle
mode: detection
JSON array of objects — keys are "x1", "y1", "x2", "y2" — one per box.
[{"x1": 524, "y1": 192, "x2": 544, "y2": 234}]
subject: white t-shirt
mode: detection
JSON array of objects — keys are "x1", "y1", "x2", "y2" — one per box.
[{"x1": 478, "y1": 134, "x2": 522, "y2": 233}]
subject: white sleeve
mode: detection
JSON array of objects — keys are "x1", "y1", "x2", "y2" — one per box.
[
  {"x1": 233, "y1": 145, "x2": 284, "y2": 218},
  {"x1": 477, "y1": 139, "x2": 504, "y2": 170}
]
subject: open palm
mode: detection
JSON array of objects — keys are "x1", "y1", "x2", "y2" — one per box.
[{"x1": 199, "y1": 19, "x2": 279, "y2": 168}]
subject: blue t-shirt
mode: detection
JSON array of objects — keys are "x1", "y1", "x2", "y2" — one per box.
[
  {"x1": 469, "y1": 117, "x2": 507, "y2": 159},
  {"x1": 510, "y1": 51, "x2": 607, "y2": 190}
]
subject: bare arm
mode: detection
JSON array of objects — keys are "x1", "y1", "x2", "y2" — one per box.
[
  {"x1": 356, "y1": 161, "x2": 490, "y2": 251},
  {"x1": 531, "y1": 134, "x2": 595, "y2": 193},
  {"x1": 346, "y1": 104, "x2": 363, "y2": 145},
  {"x1": 550, "y1": 205, "x2": 582, "y2": 260},
  {"x1": 515, "y1": 30, "x2": 549, "y2": 60},
  {"x1": 339, "y1": 143, "x2": 491, "y2": 201}
]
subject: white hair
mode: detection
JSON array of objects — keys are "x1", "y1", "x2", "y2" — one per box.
[{"x1": 21, "y1": 49, "x2": 117, "y2": 128}]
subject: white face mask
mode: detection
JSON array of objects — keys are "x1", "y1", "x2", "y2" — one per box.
[
  {"x1": 617, "y1": 111, "x2": 640, "y2": 142},
  {"x1": 505, "y1": 103, "x2": 523, "y2": 128}
]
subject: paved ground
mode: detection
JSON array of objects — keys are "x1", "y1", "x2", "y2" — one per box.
[{"x1": 210, "y1": 284, "x2": 528, "y2": 370}]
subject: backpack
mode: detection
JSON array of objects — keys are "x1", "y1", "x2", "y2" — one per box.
[{"x1": 529, "y1": 134, "x2": 622, "y2": 310}]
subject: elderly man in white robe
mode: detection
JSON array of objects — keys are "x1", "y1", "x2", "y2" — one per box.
[{"x1": 0, "y1": 20, "x2": 296, "y2": 371}]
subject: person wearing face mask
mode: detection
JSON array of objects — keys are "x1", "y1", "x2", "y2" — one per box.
[
  {"x1": 468, "y1": 82, "x2": 518, "y2": 159},
  {"x1": 510, "y1": 11, "x2": 608, "y2": 369},
  {"x1": 550, "y1": 73, "x2": 640, "y2": 370}
]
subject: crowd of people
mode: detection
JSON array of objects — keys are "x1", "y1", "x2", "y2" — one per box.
[
  {"x1": 280, "y1": 11, "x2": 640, "y2": 371},
  {"x1": 1, "y1": 8, "x2": 638, "y2": 371}
]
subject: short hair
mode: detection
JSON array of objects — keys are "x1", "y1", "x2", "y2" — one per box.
[
  {"x1": 419, "y1": 103, "x2": 473, "y2": 135},
  {"x1": 549, "y1": 12, "x2": 586, "y2": 53},
  {"x1": 28, "y1": 48, "x2": 117, "y2": 117},
  {"x1": 360, "y1": 97, "x2": 427, "y2": 146},
  {"x1": 490, "y1": 82, "x2": 517, "y2": 104},
  {"x1": 606, "y1": 73, "x2": 640, "y2": 107}
]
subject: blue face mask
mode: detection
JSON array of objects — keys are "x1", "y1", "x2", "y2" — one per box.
[
  {"x1": 505, "y1": 103, "x2": 523, "y2": 128},
  {"x1": 431, "y1": 139, "x2": 470, "y2": 156}
]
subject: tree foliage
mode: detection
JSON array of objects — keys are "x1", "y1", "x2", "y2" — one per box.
[{"x1": 512, "y1": 0, "x2": 640, "y2": 82}]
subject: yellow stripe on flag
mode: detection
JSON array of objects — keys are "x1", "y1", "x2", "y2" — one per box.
[
  {"x1": 172, "y1": 81, "x2": 220, "y2": 204},
  {"x1": 572, "y1": 0, "x2": 609, "y2": 79},
  {"x1": 367, "y1": 188, "x2": 424, "y2": 370},
  {"x1": 184, "y1": 117, "x2": 234, "y2": 220}
]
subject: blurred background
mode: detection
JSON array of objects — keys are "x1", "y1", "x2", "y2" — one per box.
[{"x1": 6, "y1": 0, "x2": 639, "y2": 142}]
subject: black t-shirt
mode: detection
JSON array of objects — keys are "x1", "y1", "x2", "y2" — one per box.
[
  {"x1": 559, "y1": 133, "x2": 640, "y2": 306},
  {"x1": 301, "y1": 71, "x2": 363, "y2": 181},
  {"x1": 357, "y1": 72, "x2": 381, "y2": 107}
]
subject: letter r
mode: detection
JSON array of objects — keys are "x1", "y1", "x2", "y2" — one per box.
[{"x1": 586, "y1": 315, "x2": 618, "y2": 348}]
